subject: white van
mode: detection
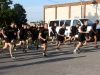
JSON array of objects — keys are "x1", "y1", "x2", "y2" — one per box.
[{"x1": 48, "y1": 18, "x2": 100, "y2": 38}]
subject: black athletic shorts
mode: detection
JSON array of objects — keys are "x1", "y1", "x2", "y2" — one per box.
[
  {"x1": 0, "y1": 33, "x2": 3, "y2": 38},
  {"x1": 41, "y1": 39, "x2": 47, "y2": 44},
  {"x1": 50, "y1": 32, "x2": 55, "y2": 37},
  {"x1": 30, "y1": 34, "x2": 33, "y2": 37},
  {"x1": 13, "y1": 35, "x2": 17, "y2": 40},
  {"x1": 5, "y1": 38, "x2": 11, "y2": 43},
  {"x1": 19, "y1": 36, "x2": 26, "y2": 41},
  {"x1": 57, "y1": 35, "x2": 64, "y2": 42},
  {"x1": 89, "y1": 31, "x2": 96, "y2": 37},
  {"x1": 9, "y1": 35, "x2": 16, "y2": 40},
  {"x1": 70, "y1": 33, "x2": 76, "y2": 37},
  {"x1": 78, "y1": 33, "x2": 85, "y2": 42},
  {"x1": 32, "y1": 37, "x2": 37, "y2": 41}
]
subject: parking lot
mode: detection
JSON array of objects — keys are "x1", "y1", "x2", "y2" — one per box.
[{"x1": 0, "y1": 41, "x2": 100, "y2": 75}]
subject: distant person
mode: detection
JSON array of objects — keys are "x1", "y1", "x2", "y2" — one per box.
[
  {"x1": 25, "y1": 25, "x2": 32, "y2": 49},
  {"x1": 16, "y1": 25, "x2": 27, "y2": 53},
  {"x1": 40, "y1": 24, "x2": 44, "y2": 30},
  {"x1": 30, "y1": 24, "x2": 37, "y2": 45},
  {"x1": 31, "y1": 26, "x2": 40, "y2": 50},
  {"x1": 50, "y1": 23, "x2": 57, "y2": 44},
  {"x1": 12, "y1": 24, "x2": 18, "y2": 51},
  {"x1": 66, "y1": 24, "x2": 79, "y2": 46}
]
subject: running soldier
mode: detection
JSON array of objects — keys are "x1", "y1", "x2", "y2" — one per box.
[
  {"x1": 0, "y1": 21, "x2": 16, "y2": 58},
  {"x1": 39, "y1": 23, "x2": 49, "y2": 57},
  {"x1": 86, "y1": 20, "x2": 99, "y2": 49},
  {"x1": 56, "y1": 24, "x2": 66, "y2": 51},
  {"x1": 73, "y1": 20, "x2": 88, "y2": 54}
]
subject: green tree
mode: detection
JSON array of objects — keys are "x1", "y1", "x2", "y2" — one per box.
[
  {"x1": 12, "y1": 3, "x2": 27, "y2": 27},
  {"x1": 30, "y1": 20, "x2": 44, "y2": 24},
  {"x1": 39, "y1": 20, "x2": 44, "y2": 24},
  {"x1": 0, "y1": 0, "x2": 13, "y2": 27}
]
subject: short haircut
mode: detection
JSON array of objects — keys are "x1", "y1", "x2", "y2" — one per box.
[
  {"x1": 45, "y1": 23, "x2": 48, "y2": 25},
  {"x1": 76, "y1": 24, "x2": 79, "y2": 25},
  {"x1": 11, "y1": 21, "x2": 15, "y2": 24},
  {"x1": 84, "y1": 20, "x2": 88, "y2": 23},
  {"x1": 96, "y1": 20, "x2": 99, "y2": 23},
  {"x1": 27, "y1": 25, "x2": 30, "y2": 26}
]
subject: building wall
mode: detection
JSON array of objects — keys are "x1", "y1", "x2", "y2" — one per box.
[
  {"x1": 86, "y1": 4, "x2": 100, "y2": 23},
  {"x1": 70, "y1": 5, "x2": 82, "y2": 18},
  {"x1": 57, "y1": 6, "x2": 69, "y2": 19},
  {"x1": 44, "y1": 1, "x2": 100, "y2": 24},
  {"x1": 45, "y1": 8, "x2": 55, "y2": 23}
]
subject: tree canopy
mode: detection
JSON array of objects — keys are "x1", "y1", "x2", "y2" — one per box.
[{"x1": 0, "y1": 0, "x2": 27, "y2": 28}]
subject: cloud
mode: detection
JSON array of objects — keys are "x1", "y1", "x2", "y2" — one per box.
[{"x1": 24, "y1": 6, "x2": 43, "y2": 23}]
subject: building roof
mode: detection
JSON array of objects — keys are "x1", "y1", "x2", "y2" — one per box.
[{"x1": 44, "y1": 1, "x2": 100, "y2": 8}]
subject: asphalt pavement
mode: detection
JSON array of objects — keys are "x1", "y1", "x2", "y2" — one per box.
[{"x1": 0, "y1": 41, "x2": 100, "y2": 75}]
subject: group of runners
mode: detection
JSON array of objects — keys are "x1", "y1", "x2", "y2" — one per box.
[
  {"x1": 0, "y1": 22, "x2": 49, "y2": 58},
  {"x1": 0, "y1": 20, "x2": 99, "y2": 58}
]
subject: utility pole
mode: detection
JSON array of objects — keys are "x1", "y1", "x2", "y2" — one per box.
[{"x1": 81, "y1": 0, "x2": 83, "y2": 18}]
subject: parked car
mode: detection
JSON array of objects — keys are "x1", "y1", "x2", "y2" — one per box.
[{"x1": 48, "y1": 18, "x2": 100, "y2": 39}]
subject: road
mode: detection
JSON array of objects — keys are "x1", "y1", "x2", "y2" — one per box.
[{"x1": 0, "y1": 41, "x2": 100, "y2": 75}]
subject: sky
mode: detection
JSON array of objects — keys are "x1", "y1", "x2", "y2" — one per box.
[{"x1": 11, "y1": 0, "x2": 89, "y2": 23}]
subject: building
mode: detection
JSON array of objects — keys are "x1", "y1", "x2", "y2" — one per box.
[{"x1": 44, "y1": 0, "x2": 100, "y2": 24}]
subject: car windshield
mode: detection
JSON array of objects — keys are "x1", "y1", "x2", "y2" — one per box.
[{"x1": 80, "y1": 19, "x2": 93, "y2": 26}]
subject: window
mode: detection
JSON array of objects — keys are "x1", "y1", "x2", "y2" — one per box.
[
  {"x1": 80, "y1": 19, "x2": 93, "y2": 26},
  {"x1": 49, "y1": 21, "x2": 59, "y2": 27},
  {"x1": 73, "y1": 20, "x2": 79, "y2": 26},
  {"x1": 60, "y1": 20, "x2": 65, "y2": 26},
  {"x1": 65, "y1": 20, "x2": 71, "y2": 26}
]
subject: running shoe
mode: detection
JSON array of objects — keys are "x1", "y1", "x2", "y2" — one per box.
[
  {"x1": 11, "y1": 56, "x2": 16, "y2": 59},
  {"x1": 29, "y1": 45, "x2": 32, "y2": 48},
  {"x1": 23, "y1": 50, "x2": 27, "y2": 53},
  {"x1": 74, "y1": 44, "x2": 77, "y2": 47},
  {"x1": 94, "y1": 46, "x2": 98, "y2": 49},
  {"x1": 56, "y1": 48, "x2": 61, "y2": 51},
  {"x1": 64, "y1": 43, "x2": 67, "y2": 45},
  {"x1": 51, "y1": 42, "x2": 53, "y2": 44},
  {"x1": 43, "y1": 54, "x2": 48, "y2": 57},
  {"x1": 73, "y1": 50, "x2": 78, "y2": 54},
  {"x1": 13, "y1": 48, "x2": 16, "y2": 51}
]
